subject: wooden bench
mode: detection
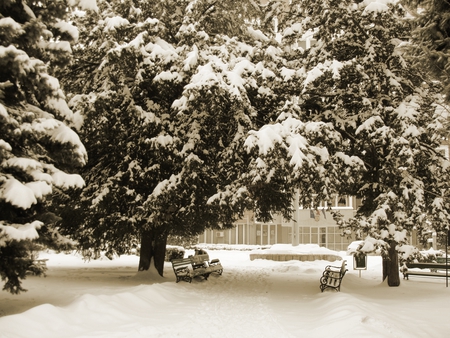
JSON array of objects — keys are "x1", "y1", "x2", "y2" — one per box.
[
  {"x1": 402, "y1": 263, "x2": 450, "y2": 280},
  {"x1": 189, "y1": 254, "x2": 223, "y2": 276},
  {"x1": 171, "y1": 255, "x2": 223, "y2": 283},
  {"x1": 319, "y1": 260, "x2": 347, "y2": 292}
]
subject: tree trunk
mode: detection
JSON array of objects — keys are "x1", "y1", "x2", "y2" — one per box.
[
  {"x1": 138, "y1": 228, "x2": 168, "y2": 276},
  {"x1": 382, "y1": 240, "x2": 400, "y2": 287}
]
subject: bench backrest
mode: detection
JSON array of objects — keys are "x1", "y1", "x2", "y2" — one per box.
[
  {"x1": 340, "y1": 260, "x2": 347, "y2": 275},
  {"x1": 172, "y1": 258, "x2": 192, "y2": 269},
  {"x1": 407, "y1": 262, "x2": 449, "y2": 270}
]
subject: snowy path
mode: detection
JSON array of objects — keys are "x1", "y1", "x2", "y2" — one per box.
[
  {"x1": 184, "y1": 267, "x2": 292, "y2": 338},
  {"x1": 1, "y1": 264, "x2": 290, "y2": 338},
  {"x1": 2, "y1": 249, "x2": 450, "y2": 337}
]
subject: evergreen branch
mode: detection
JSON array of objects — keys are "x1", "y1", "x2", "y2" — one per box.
[{"x1": 198, "y1": 1, "x2": 217, "y2": 22}]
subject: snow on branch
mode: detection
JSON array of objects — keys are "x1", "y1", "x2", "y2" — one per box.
[
  {"x1": 0, "y1": 221, "x2": 42, "y2": 247},
  {"x1": 355, "y1": 115, "x2": 384, "y2": 135},
  {"x1": 53, "y1": 20, "x2": 79, "y2": 42},
  {"x1": 184, "y1": 45, "x2": 199, "y2": 71},
  {"x1": 145, "y1": 38, "x2": 178, "y2": 64},
  {"x1": 247, "y1": 26, "x2": 269, "y2": 42},
  {"x1": 0, "y1": 176, "x2": 37, "y2": 209},
  {"x1": 51, "y1": 170, "x2": 85, "y2": 190},
  {"x1": 41, "y1": 122, "x2": 87, "y2": 165},
  {"x1": 244, "y1": 117, "x2": 345, "y2": 177},
  {"x1": 151, "y1": 174, "x2": 181, "y2": 198},
  {"x1": 103, "y1": 16, "x2": 130, "y2": 33},
  {"x1": 245, "y1": 124, "x2": 287, "y2": 156},
  {"x1": 303, "y1": 60, "x2": 344, "y2": 92},
  {"x1": 362, "y1": 1, "x2": 389, "y2": 15},
  {"x1": 4, "y1": 157, "x2": 42, "y2": 171},
  {"x1": 68, "y1": 0, "x2": 99, "y2": 12},
  {"x1": 206, "y1": 186, "x2": 248, "y2": 206},
  {"x1": 0, "y1": 17, "x2": 24, "y2": 36},
  {"x1": 0, "y1": 102, "x2": 7, "y2": 117},
  {"x1": 0, "y1": 139, "x2": 12, "y2": 152}
]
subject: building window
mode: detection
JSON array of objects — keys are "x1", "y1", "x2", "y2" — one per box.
[
  {"x1": 332, "y1": 195, "x2": 352, "y2": 209},
  {"x1": 337, "y1": 196, "x2": 347, "y2": 207}
]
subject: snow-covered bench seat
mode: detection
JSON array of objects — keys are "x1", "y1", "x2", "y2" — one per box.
[
  {"x1": 402, "y1": 263, "x2": 450, "y2": 280},
  {"x1": 319, "y1": 260, "x2": 347, "y2": 292},
  {"x1": 190, "y1": 254, "x2": 223, "y2": 276}
]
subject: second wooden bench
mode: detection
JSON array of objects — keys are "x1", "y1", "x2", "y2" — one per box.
[
  {"x1": 402, "y1": 262, "x2": 450, "y2": 280},
  {"x1": 172, "y1": 254, "x2": 223, "y2": 283}
]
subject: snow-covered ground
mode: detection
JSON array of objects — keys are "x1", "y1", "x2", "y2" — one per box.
[{"x1": 1, "y1": 244, "x2": 449, "y2": 338}]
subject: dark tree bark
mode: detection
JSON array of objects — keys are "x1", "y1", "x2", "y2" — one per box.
[
  {"x1": 138, "y1": 228, "x2": 168, "y2": 276},
  {"x1": 382, "y1": 240, "x2": 400, "y2": 287}
]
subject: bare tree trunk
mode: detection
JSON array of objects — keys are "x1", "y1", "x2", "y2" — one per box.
[
  {"x1": 138, "y1": 228, "x2": 168, "y2": 276},
  {"x1": 382, "y1": 240, "x2": 400, "y2": 287}
]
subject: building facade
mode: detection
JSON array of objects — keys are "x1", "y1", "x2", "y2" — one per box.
[{"x1": 198, "y1": 195, "x2": 358, "y2": 251}]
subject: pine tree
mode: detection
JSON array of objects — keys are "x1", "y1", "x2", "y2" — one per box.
[
  {"x1": 272, "y1": 0, "x2": 450, "y2": 286},
  {"x1": 0, "y1": 0, "x2": 88, "y2": 293},
  {"x1": 58, "y1": 0, "x2": 321, "y2": 275}
]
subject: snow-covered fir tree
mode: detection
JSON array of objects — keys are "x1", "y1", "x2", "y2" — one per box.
[
  {"x1": 0, "y1": 0, "x2": 91, "y2": 293},
  {"x1": 59, "y1": 0, "x2": 351, "y2": 276},
  {"x1": 267, "y1": 0, "x2": 450, "y2": 286}
]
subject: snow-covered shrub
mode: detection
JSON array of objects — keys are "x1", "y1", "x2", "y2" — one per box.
[{"x1": 165, "y1": 246, "x2": 185, "y2": 261}]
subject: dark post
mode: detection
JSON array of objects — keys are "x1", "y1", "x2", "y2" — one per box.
[{"x1": 447, "y1": 229, "x2": 449, "y2": 288}]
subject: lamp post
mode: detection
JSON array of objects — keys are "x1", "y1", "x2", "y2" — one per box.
[
  {"x1": 292, "y1": 189, "x2": 299, "y2": 246},
  {"x1": 447, "y1": 228, "x2": 449, "y2": 288}
]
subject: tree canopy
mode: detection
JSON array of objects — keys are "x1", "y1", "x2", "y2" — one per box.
[
  {"x1": 0, "y1": 0, "x2": 88, "y2": 293},
  {"x1": 271, "y1": 0, "x2": 450, "y2": 285},
  {"x1": 2, "y1": 0, "x2": 449, "y2": 293},
  {"x1": 58, "y1": 0, "x2": 357, "y2": 275}
]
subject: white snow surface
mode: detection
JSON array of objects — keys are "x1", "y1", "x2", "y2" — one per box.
[
  {"x1": 68, "y1": 0, "x2": 98, "y2": 12},
  {"x1": 1, "y1": 244, "x2": 449, "y2": 337},
  {"x1": 361, "y1": 0, "x2": 399, "y2": 14}
]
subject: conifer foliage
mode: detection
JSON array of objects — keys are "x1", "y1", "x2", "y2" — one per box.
[
  {"x1": 403, "y1": 0, "x2": 450, "y2": 100},
  {"x1": 275, "y1": 0, "x2": 450, "y2": 286},
  {"x1": 3, "y1": 0, "x2": 446, "y2": 291},
  {"x1": 0, "y1": 0, "x2": 88, "y2": 293},
  {"x1": 60, "y1": 0, "x2": 348, "y2": 275}
]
